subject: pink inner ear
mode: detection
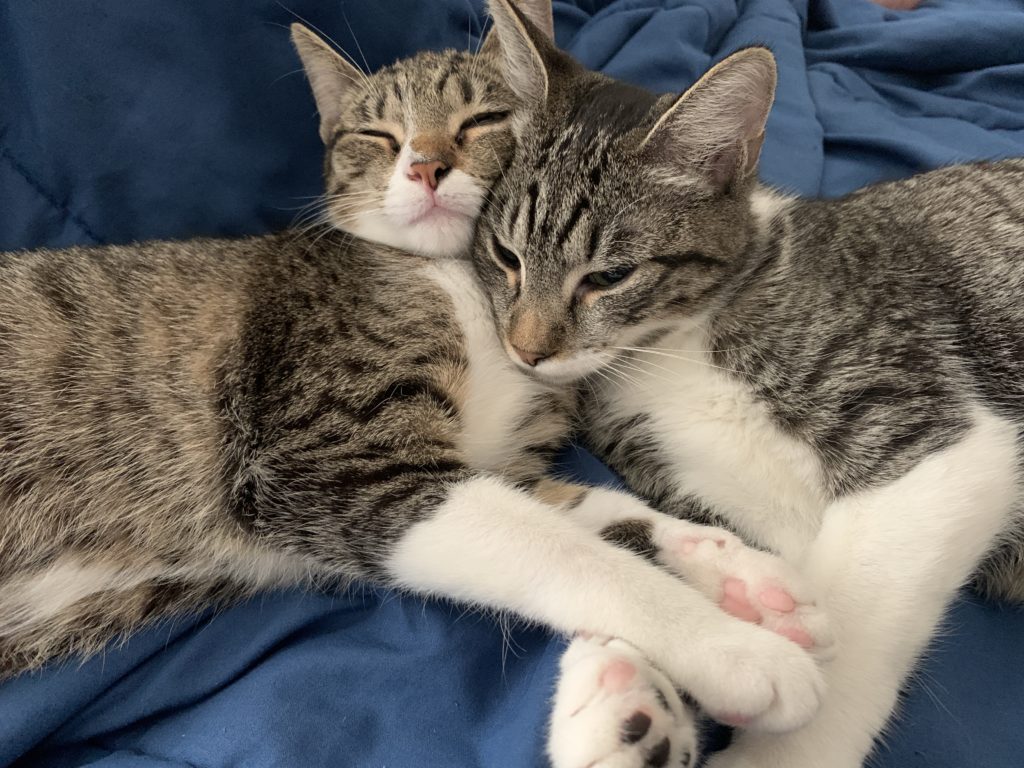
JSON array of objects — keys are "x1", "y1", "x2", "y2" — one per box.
[
  {"x1": 743, "y1": 131, "x2": 766, "y2": 178},
  {"x1": 703, "y1": 128, "x2": 765, "y2": 193},
  {"x1": 706, "y1": 148, "x2": 737, "y2": 193}
]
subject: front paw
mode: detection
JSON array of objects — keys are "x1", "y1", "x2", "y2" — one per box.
[
  {"x1": 683, "y1": 622, "x2": 825, "y2": 733},
  {"x1": 549, "y1": 635, "x2": 698, "y2": 768},
  {"x1": 654, "y1": 526, "x2": 834, "y2": 660}
]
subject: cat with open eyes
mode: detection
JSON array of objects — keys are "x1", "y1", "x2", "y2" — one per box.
[
  {"x1": 0, "y1": 3, "x2": 834, "y2": 767},
  {"x1": 475, "y1": 5, "x2": 1024, "y2": 768}
]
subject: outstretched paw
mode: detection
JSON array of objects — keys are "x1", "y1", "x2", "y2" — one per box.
[
  {"x1": 684, "y1": 619, "x2": 826, "y2": 733},
  {"x1": 655, "y1": 527, "x2": 834, "y2": 659},
  {"x1": 550, "y1": 635, "x2": 698, "y2": 768}
]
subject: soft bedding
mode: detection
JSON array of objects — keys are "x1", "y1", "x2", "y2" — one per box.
[{"x1": 1, "y1": 1, "x2": 1023, "y2": 766}]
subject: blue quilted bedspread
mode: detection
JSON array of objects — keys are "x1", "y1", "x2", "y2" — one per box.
[{"x1": 2, "y1": 1, "x2": 1024, "y2": 766}]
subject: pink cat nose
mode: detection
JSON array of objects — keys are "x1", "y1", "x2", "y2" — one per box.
[{"x1": 408, "y1": 160, "x2": 450, "y2": 190}]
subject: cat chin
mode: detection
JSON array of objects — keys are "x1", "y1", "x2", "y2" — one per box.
[
  {"x1": 508, "y1": 349, "x2": 613, "y2": 385},
  {"x1": 334, "y1": 211, "x2": 475, "y2": 259}
]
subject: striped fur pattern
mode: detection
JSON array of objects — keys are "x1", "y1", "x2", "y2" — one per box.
[
  {"x1": 0, "y1": 13, "x2": 838, "y2": 767},
  {"x1": 0, "y1": 228, "x2": 573, "y2": 674},
  {"x1": 291, "y1": 21, "x2": 519, "y2": 257},
  {"x1": 0, "y1": 7, "x2": 538, "y2": 673},
  {"x1": 474, "y1": 10, "x2": 1024, "y2": 767},
  {"x1": 0, "y1": 17, "x2": 564, "y2": 675}
]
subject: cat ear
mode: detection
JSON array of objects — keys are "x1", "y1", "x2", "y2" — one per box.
[
  {"x1": 640, "y1": 47, "x2": 777, "y2": 194},
  {"x1": 291, "y1": 23, "x2": 364, "y2": 144},
  {"x1": 480, "y1": 0, "x2": 555, "y2": 57},
  {"x1": 485, "y1": 0, "x2": 559, "y2": 104}
]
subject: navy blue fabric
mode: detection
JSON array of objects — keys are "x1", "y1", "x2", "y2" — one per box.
[{"x1": 2, "y1": 1, "x2": 1024, "y2": 766}]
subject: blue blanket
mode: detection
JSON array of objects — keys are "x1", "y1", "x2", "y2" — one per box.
[{"x1": 2, "y1": 1, "x2": 1023, "y2": 766}]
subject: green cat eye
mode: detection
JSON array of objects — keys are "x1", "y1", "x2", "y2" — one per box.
[
  {"x1": 492, "y1": 236, "x2": 521, "y2": 271},
  {"x1": 357, "y1": 129, "x2": 400, "y2": 153},
  {"x1": 584, "y1": 266, "x2": 635, "y2": 289}
]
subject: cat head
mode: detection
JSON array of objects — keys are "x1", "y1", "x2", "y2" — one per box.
[
  {"x1": 472, "y1": 0, "x2": 777, "y2": 383},
  {"x1": 291, "y1": 0, "x2": 554, "y2": 258}
]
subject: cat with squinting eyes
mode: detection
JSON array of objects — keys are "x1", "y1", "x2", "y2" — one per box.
[
  {"x1": 0, "y1": 2, "x2": 830, "y2": 767},
  {"x1": 476, "y1": 4, "x2": 1024, "y2": 768}
]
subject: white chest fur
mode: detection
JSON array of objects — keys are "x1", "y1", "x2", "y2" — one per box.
[
  {"x1": 602, "y1": 328, "x2": 828, "y2": 557},
  {"x1": 422, "y1": 260, "x2": 550, "y2": 473}
]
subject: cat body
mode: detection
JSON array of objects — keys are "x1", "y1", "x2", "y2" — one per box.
[
  {"x1": 590, "y1": 159, "x2": 1024, "y2": 562},
  {"x1": 0, "y1": 8, "x2": 836, "y2": 767},
  {"x1": 0, "y1": 231, "x2": 560, "y2": 669},
  {"x1": 585, "y1": 161, "x2": 1024, "y2": 768},
  {"x1": 0, "y1": 209, "x2": 825, "y2": 764},
  {"x1": 476, "y1": 6, "x2": 1024, "y2": 767}
]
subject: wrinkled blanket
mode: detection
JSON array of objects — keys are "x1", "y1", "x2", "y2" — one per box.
[{"x1": 1, "y1": 1, "x2": 1023, "y2": 766}]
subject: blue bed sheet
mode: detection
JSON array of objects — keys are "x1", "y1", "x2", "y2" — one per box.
[{"x1": 2, "y1": 1, "x2": 1023, "y2": 766}]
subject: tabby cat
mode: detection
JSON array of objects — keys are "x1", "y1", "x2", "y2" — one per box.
[
  {"x1": 0, "y1": 4, "x2": 830, "y2": 768},
  {"x1": 475, "y1": 5, "x2": 1024, "y2": 767}
]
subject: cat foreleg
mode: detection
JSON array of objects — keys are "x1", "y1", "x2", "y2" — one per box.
[
  {"x1": 708, "y1": 406, "x2": 1018, "y2": 768},
  {"x1": 564, "y1": 485, "x2": 834, "y2": 656},
  {"x1": 385, "y1": 474, "x2": 825, "y2": 732}
]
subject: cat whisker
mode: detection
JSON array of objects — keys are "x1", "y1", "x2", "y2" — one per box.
[
  {"x1": 275, "y1": 3, "x2": 381, "y2": 99},
  {"x1": 276, "y1": 201, "x2": 331, "y2": 213},
  {"x1": 339, "y1": 11, "x2": 373, "y2": 81},
  {"x1": 289, "y1": 201, "x2": 332, "y2": 223},
  {"x1": 605, "y1": 357, "x2": 676, "y2": 389},
  {"x1": 463, "y1": 0, "x2": 475, "y2": 54},
  {"x1": 610, "y1": 345, "x2": 825, "y2": 413},
  {"x1": 289, "y1": 207, "x2": 334, "y2": 233},
  {"x1": 590, "y1": 362, "x2": 637, "y2": 391},
  {"x1": 269, "y1": 66, "x2": 307, "y2": 88},
  {"x1": 611, "y1": 345, "x2": 749, "y2": 376},
  {"x1": 619, "y1": 343, "x2": 758, "y2": 355},
  {"x1": 602, "y1": 362, "x2": 643, "y2": 389},
  {"x1": 472, "y1": 6, "x2": 488, "y2": 56}
]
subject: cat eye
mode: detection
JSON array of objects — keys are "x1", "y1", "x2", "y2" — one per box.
[
  {"x1": 581, "y1": 266, "x2": 636, "y2": 290},
  {"x1": 491, "y1": 236, "x2": 521, "y2": 272},
  {"x1": 455, "y1": 111, "x2": 511, "y2": 144},
  {"x1": 356, "y1": 129, "x2": 401, "y2": 153}
]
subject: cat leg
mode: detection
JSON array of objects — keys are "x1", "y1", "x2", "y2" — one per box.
[
  {"x1": 548, "y1": 634, "x2": 698, "y2": 768},
  {"x1": 384, "y1": 474, "x2": 824, "y2": 732},
  {"x1": 0, "y1": 569, "x2": 250, "y2": 679},
  {"x1": 559, "y1": 484, "x2": 833, "y2": 656},
  {"x1": 707, "y1": 406, "x2": 1018, "y2": 768},
  {"x1": 541, "y1": 482, "x2": 834, "y2": 764},
  {"x1": 0, "y1": 536, "x2": 311, "y2": 679}
]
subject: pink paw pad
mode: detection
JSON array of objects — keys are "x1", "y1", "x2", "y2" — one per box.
[
  {"x1": 758, "y1": 586, "x2": 796, "y2": 613},
  {"x1": 720, "y1": 578, "x2": 762, "y2": 624},
  {"x1": 777, "y1": 625, "x2": 815, "y2": 650},
  {"x1": 599, "y1": 659, "x2": 636, "y2": 692}
]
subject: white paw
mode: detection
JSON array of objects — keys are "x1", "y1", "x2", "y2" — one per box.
[
  {"x1": 682, "y1": 620, "x2": 826, "y2": 734},
  {"x1": 549, "y1": 636, "x2": 698, "y2": 768},
  {"x1": 653, "y1": 525, "x2": 835, "y2": 659}
]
